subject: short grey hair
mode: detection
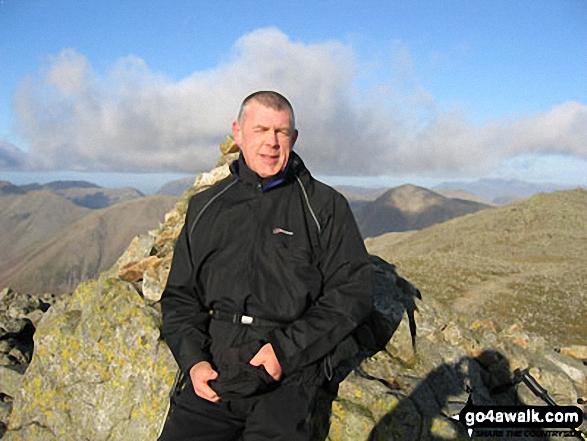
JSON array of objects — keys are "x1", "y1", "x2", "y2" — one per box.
[{"x1": 237, "y1": 91, "x2": 296, "y2": 132}]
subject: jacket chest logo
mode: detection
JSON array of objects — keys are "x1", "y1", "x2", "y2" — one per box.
[{"x1": 272, "y1": 227, "x2": 294, "y2": 236}]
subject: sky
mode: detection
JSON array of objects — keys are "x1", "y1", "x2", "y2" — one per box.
[{"x1": 0, "y1": 0, "x2": 586, "y2": 193}]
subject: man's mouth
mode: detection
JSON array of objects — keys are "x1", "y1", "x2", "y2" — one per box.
[{"x1": 260, "y1": 154, "x2": 279, "y2": 163}]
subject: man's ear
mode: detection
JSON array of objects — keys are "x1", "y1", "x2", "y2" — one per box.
[
  {"x1": 232, "y1": 120, "x2": 242, "y2": 146},
  {"x1": 291, "y1": 129, "x2": 299, "y2": 148}
]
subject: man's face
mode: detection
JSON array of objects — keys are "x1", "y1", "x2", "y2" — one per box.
[{"x1": 232, "y1": 100, "x2": 298, "y2": 178}]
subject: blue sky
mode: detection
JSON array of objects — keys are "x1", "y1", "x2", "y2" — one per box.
[{"x1": 1, "y1": 0, "x2": 586, "y2": 193}]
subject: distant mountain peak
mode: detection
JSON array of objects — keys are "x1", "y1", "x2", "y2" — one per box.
[
  {"x1": 377, "y1": 184, "x2": 447, "y2": 213},
  {"x1": 44, "y1": 180, "x2": 102, "y2": 190},
  {"x1": 357, "y1": 183, "x2": 491, "y2": 238},
  {"x1": 0, "y1": 181, "x2": 25, "y2": 195}
]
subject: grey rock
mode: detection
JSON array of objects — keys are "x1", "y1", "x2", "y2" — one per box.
[
  {"x1": 5, "y1": 278, "x2": 176, "y2": 441},
  {"x1": 7, "y1": 347, "x2": 28, "y2": 365},
  {"x1": 0, "y1": 366, "x2": 23, "y2": 398}
]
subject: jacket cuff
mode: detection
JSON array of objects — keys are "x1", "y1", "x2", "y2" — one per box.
[
  {"x1": 182, "y1": 354, "x2": 212, "y2": 375},
  {"x1": 266, "y1": 330, "x2": 296, "y2": 376}
]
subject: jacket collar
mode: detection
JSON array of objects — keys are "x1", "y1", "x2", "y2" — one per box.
[{"x1": 230, "y1": 151, "x2": 307, "y2": 192}]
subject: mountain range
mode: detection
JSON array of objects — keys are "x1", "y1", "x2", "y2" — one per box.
[
  {"x1": 0, "y1": 181, "x2": 175, "y2": 294},
  {"x1": 434, "y1": 178, "x2": 577, "y2": 205},
  {"x1": 1, "y1": 180, "x2": 144, "y2": 209},
  {"x1": 1, "y1": 176, "x2": 583, "y2": 298},
  {"x1": 353, "y1": 184, "x2": 492, "y2": 238}
]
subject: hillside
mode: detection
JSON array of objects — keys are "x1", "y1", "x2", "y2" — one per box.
[
  {"x1": 156, "y1": 176, "x2": 195, "y2": 197},
  {"x1": 0, "y1": 182, "x2": 25, "y2": 195},
  {"x1": 0, "y1": 191, "x2": 91, "y2": 288},
  {"x1": 10, "y1": 180, "x2": 144, "y2": 209},
  {"x1": 51, "y1": 186, "x2": 144, "y2": 209},
  {"x1": 334, "y1": 185, "x2": 388, "y2": 202},
  {"x1": 6, "y1": 195, "x2": 176, "y2": 294},
  {"x1": 435, "y1": 188, "x2": 494, "y2": 205},
  {"x1": 365, "y1": 188, "x2": 587, "y2": 346},
  {"x1": 434, "y1": 178, "x2": 575, "y2": 204},
  {"x1": 356, "y1": 184, "x2": 492, "y2": 238}
]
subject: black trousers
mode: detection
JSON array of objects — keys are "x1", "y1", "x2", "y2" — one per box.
[{"x1": 158, "y1": 376, "x2": 336, "y2": 441}]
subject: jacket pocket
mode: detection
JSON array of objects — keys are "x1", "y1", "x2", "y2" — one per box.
[
  {"x1": 211, "y1": 364, "x2": 278, "y2": 399},
  {"x1": 211, "y1": 341, "x2": 279, "y2": 399}
]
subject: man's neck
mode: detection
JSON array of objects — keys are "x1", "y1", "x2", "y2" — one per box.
[{"x1": 235, "y1": 153, "x2": 293, "y2": 192}]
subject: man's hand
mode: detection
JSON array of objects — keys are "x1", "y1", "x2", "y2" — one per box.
[
  {"x1": 189, "y1": 361, "x2": 219, "y2": 402},
  {"x1": 249, "y1": 343, "x2": 282, "y2": 380}
]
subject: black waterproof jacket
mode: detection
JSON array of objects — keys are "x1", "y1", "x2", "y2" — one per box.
[{"x1": 161, "y1": 152, "x2": 372, "y2": 397}]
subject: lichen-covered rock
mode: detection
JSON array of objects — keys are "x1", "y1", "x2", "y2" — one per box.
[
  {"x1": 0, "y1": 367, "x2": 22, "y2": 400},
  {"x1": 219, "y1": 135, "x2": 239, "y2": 156},
  {"x1": 557, "y1": 345, "x2": 587, "y2": 362},
  {"x1": 325, "y1": 294, "x2": 586, "y2": 440},
  {"x1": 5, "y1": 278, "x2": 176, "y2": 441},
  {"x1": 142, "y1": 255, "x2": 172, "y2": 303}
]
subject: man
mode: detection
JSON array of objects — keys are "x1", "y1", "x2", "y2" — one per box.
[{"x1": 159, "y1": 91, "x2": 372, "y2": 440}]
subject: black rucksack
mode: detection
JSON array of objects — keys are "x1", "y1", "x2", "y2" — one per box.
[{"x1": 326, "y1": 254, "x2": 421, "y2": 384}]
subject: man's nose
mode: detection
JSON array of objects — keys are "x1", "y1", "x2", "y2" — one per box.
[{"x1": 265, "y1": 129, "x2": 279, "y2": 147}]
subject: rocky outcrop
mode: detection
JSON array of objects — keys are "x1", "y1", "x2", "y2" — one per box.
[
  {"x1": 5, "y1": 279, "x2": 175, "y2": 440},
  {"x1": 3, "y1": 137, "x2": 586, "y2": 440},
  {"x1": 328, "y1": 296, "x2": 586, "y2": 440},
  {"x1": 0, "y1": 288, "x2": 55, "y2": 437}
]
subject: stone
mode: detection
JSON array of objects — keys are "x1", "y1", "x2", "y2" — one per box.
[
  {"x1": 0, "y1": 366, "x2": 23, "y2": 398},
  {"x1": 469, "y1": 318, "x2": 501, "y2": 334},
  {"x1": 24, "y1": 310, "x2": 44, "y2": 329},
  {"x1": 0, "y1": 288, "x2": 11, "y2": 303},
  {"x1": 112, "y1": 233, "x2": 156, "y2": 273},
  {"x1": 543, "y1": 351, "x2": 586, "y2": 391},
  {"x1": 386, "y1": 316, "x2": 416, "y2": 366},
  {"x1": 118, "y1": 255, "x2": 162, "y2": 283},
  {"x1": 5, "y1": 277, "x2": 176, "y2": 441},
  {"x1": 142, "y1": 256, "x2": 172, "y2": 303},
  {"x1": 219, "y1": 135, "x2": 239, "y2": 155},
  {"x1": 0, "y1": 317, "x2": 28, "y2": 335},
  {"x1": 0, "y1": 340, "x2": 11, "y2": 354},
  {"x1": 556, "y1": 345, "x2": 587, "y2": 361},
  {"x1": 192, "y1": 163, "x2": 232, "y2": 190},
  {"x1": 0, "y1": 397, "x2": 12, "y2": 438},
  {"x1": 7, "y1": 348, "x2": 28, "y2": 366}
]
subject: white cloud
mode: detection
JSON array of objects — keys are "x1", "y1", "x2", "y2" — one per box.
[
  {"x1": 506, "y1": 102, "x2": 587, "y2": 156},
  {"x1": 9, "y1": 28, "x2": 587, "y2": 179},
  {"x1": 0, "y1": 140, "x2": 26, "y2": 169}
]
